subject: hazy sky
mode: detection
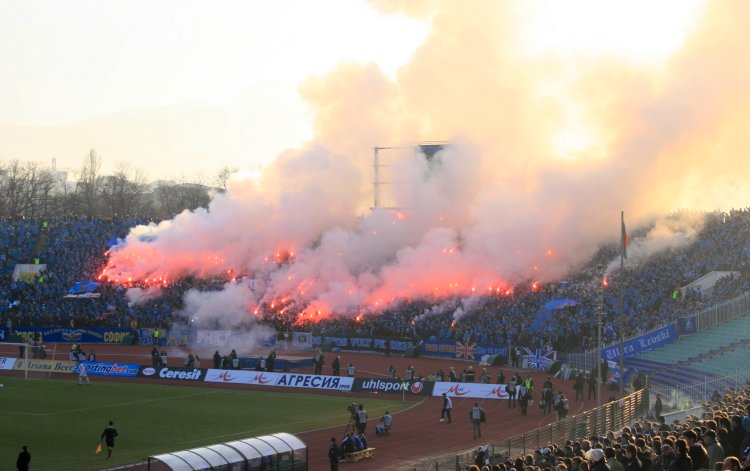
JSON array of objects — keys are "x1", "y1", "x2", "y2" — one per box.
[
  {"x1": 0, "y1": 0, "x2": 428, "y2": 178},
  {"x1": 0, "y1": 0, "x2": 706, "y2": 181}
]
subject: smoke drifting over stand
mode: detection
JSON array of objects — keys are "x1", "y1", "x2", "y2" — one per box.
[{"x1": 104, "y1": 1, "x2": 750, "y2": 327}]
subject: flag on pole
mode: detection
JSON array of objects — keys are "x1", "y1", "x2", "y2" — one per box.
[
  {"x1": 95, "y1": 442, "x2": 102, "y2": 455},
  {"x1": 621, "y1": 211, "x2": 628, "y2": 259}
]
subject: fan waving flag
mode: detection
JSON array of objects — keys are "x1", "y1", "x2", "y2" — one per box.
[{"x1": 621, "y1": 211, "x2": 628, "y2": 259}]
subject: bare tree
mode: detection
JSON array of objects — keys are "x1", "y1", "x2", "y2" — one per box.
[
  {"x1": 75, "y1": 149, "x2": 102, "y2": 217},
  {"x1": 214, "y1": 166, "x2": 238, "y2": 192},
  {"x1": 153, "y1": 177, "x2": 211, "y2": 219},
  {"x1": 99, "y1": 162, "x2": 150, "y2": 218},
  {"x1": 0, "y1": 160, "x2": 56, "y2": 218},
  {"x1": 52, "y1": 169, "x2": 76, "y2": 217}
]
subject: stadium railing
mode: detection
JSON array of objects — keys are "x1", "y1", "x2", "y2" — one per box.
[
  {"x1": 562, "y1": 291, "x2": 750, "y2": 373},
  {"x1": 409, "y1": 389, "x2": 649, "y2": 471},
  {"x1": 650, "y1": 368, "x2": 750, "y2": 409}
]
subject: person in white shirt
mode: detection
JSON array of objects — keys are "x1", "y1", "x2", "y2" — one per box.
[
  {"x1": 355, "y1": 404, "x2": 368, "y2": 434},
  {"x1": 441, "y1": 393, "x2": 453, "y2": 423},
  {"x1": 78, "y1": 363, "x2": 90, "y2": 385}
]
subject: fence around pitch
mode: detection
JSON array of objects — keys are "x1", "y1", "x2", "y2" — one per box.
[{"x1": 410, "y1": 389, "x2": 649, "y2": 471}]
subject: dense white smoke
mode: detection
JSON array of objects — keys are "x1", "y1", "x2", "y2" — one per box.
[{"x1": 106, "y1": 1, "x2": 750, "y2": 327}]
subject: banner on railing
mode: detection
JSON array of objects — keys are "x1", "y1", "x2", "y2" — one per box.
[
  {"x1": 292, "y1": 332, "x2": 312, "y2": 349},
  {"x1": 311, "y1": 336, "x2": 413, "y2": 353},
  {"x1": 677, "y1": 316, "x2": 697, "y2": 335},
  {"x1": 12, "y1": 327, "x2": 132, "y2": 344},
  {"x1": 196, "y1": 330, "x2": 233, "y2": 346},
  {"x1": 522, "y1": 348, "x2": 557, "y2": 370},
  {"x1": 600, "y1": 324, "x2": 677, "y2": 360}
]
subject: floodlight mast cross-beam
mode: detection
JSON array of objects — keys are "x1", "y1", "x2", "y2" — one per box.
[{"x1": 372, "y1": 142, "x2": 448, "y2": 210}]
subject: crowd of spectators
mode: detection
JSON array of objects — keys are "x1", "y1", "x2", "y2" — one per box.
[
  {"x1": 462, "y1": 383, "x2": 750, "y2": 471},
  {"x1": 2, "y1": 209, "x2": 750, "y2": 356}
]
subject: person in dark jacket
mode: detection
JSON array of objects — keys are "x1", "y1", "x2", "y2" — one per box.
[
  {"x1": 328, "y1": 437, "x2": 341, "y2": 471},
  {"x1": 623, "y1": 444, "x2": 643, "y2": 471},
  {"x1": 669, "y1": 439, "x2": 693, "y2": 471},
  {"x1": 331, "y1": 356, "x2": 340, "y2": 376},
  {"x1": 654, "y1": 394, "x2": 663, "y2": 419},
  {"x1": 16, "y1": 445, "x2": 31, "y2": 471},
  {"x1": 682, "y1": 430, "x2": 708, "y2": 470}
]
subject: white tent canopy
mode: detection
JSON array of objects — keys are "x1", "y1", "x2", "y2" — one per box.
[{"x1": 148, "y1": 432, "x2": 307, "y2": 471}]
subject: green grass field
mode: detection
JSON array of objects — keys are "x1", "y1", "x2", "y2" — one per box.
[{"x1": 0, "y1": 375, "x2": 409, "y2": 471}]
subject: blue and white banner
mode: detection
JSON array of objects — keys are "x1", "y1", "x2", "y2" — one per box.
[
  {"x1": 522, "y1": 348, "x2": 556, "y2": 370},
  {"x1": 312, "y1": 336, "x2": 412, "y2": 353},
  {"x1": 138, "y1": 366, "x2": 205, "y2": 381},
  {"x1": 67, "y1": 281, "x2": 101, "y2": 294},
  {"x1": 292, "y1": 332, "x2": 312, "y2": 349},
  {"x1": 204, "y1": 369, "x2": 354, "y2": 391},
  {"x1": 0, "y1": 328, "x2": 7, "y2": 341},
  {"x1": 13, "y1": 327, "x2": 132, "y2": 344},
  {"x1": 677, "y1": 316, "x2": 697, "y2": 336},
  {"x1": 600, "y1": 324, "x2": 677, "y2": 360}
]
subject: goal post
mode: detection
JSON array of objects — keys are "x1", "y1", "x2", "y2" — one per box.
[{"x1": 0, "y1": 341, "x2": 31, "y2": 380}]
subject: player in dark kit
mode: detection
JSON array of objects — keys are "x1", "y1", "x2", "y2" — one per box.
[
  {"x1": 16, "y1": 445, "x2": 31, "y2": 471},
  {"x1": 101, "y1": 420, "x2": 119, "y2": 460}
]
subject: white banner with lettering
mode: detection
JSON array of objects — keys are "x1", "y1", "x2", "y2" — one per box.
[
  {"x1": 432, "y1": 382, "x2": 510, "y2": 400},
  {"x1": 203, "y1": 369, "x2": 354, "y2": 391}
]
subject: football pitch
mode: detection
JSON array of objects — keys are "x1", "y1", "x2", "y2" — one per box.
[{"x1": 0, "y1": 375, "x2": 409, "y2": 471}]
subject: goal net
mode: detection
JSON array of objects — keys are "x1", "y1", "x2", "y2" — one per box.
[{"x1": 0, "y1": 341, "x2": 61, "y2": 380}]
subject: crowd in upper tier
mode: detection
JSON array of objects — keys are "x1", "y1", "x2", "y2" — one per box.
[{"x1": 2, "y1": 209, "x2": 750, "y2": 354}]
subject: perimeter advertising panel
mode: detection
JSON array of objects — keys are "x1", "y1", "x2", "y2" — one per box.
[
  {"x1": 432, "y1": 382, "x2": 510, "y2": 400},
  {"x1": 352, "y1": 378, "x2": 434, "y2": 395},
  {"x1": 138, "y1": 366, "x2": 205, "y2": 382},
  {"x1": 74, "y1": 362, "x2": 140, "y2": 377},
  {"x1": 14, "y1": 359, "x2": 77, "y2": 373},
  {"x1": 204, "y1": 369, "x2": 354, "y2": 391}
]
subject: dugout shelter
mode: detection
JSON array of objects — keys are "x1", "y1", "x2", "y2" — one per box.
[{"x1": 147, "y1": 432, "x2": 307, "y2": 471}]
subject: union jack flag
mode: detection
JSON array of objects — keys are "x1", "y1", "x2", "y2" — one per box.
[
  {"x1": 455, "y1": 341, "x2": 477, "y2": 360},
  {"x1": 522, "y1": 348, "x2": 555, "y2": 370}
]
